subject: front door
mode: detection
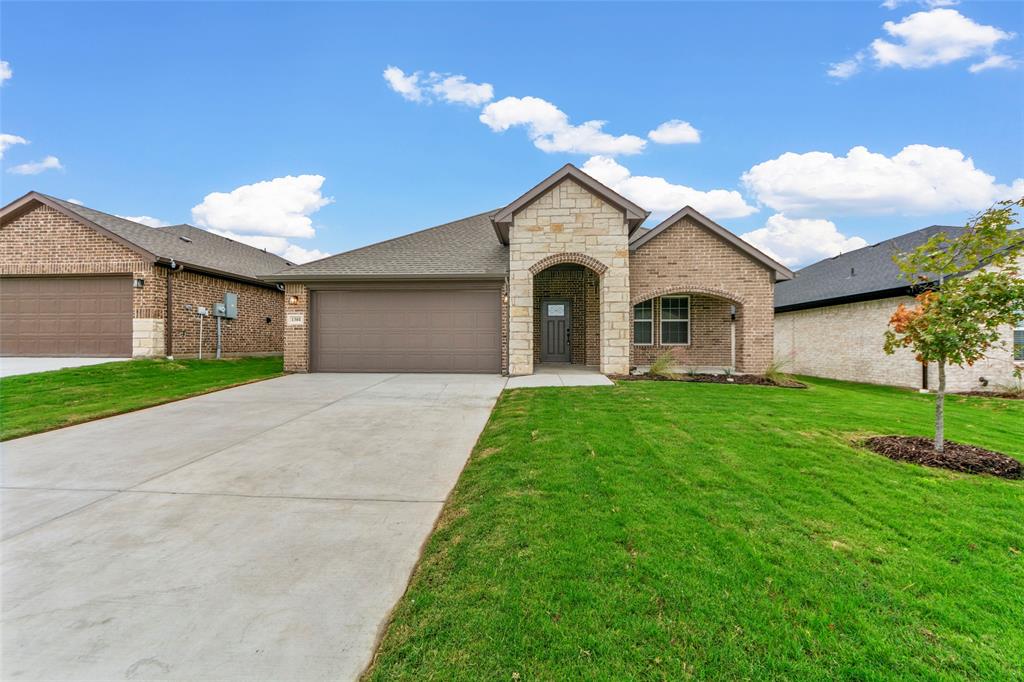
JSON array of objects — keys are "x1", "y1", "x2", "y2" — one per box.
[{"x1": 540, "y1": 299, "x2": 571, "y2": 363}]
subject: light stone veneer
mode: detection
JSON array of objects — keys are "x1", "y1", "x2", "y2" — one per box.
[
  {"x1": 775, "y1": 296, "x2": 1021, "y2": 392},
  {"x1": 132, "y1": 318, "x2": 165, "y2": 357},
  {"x1": 508, "y1": 178, "x2": 630, "y2": 376}
]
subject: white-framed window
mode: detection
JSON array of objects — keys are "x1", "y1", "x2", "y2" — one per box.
[
  {"x1": 1014, "y1": 309, "x2": 1024, "y2": 362},
  {"x1": 633, "y1": 300, "x2": 653, "y2": 345},
  {"x1": 660, "y1": 296, "x2": 690, "y2": 345}
]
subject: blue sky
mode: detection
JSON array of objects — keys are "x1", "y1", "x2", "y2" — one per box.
[{"x1": 2, "y1": 1, "x2": 1022, "y2": 267}]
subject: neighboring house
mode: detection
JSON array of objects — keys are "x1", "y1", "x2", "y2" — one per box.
[
  {"x1": 266, "y1": 164, "x2": 793, "y2": 376},
  {"x1": 775, "y1": 225, "x2": 1024, "y2": 392},
  {"x1": 0, "y1": 193, "x2": 291, "y2": 359}
]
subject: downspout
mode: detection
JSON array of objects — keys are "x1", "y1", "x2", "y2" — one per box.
[{"x1": 165, "y1": 261, "x2": 176, "y2": 359}]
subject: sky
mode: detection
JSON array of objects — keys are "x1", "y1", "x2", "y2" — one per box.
[{"x1": 2, "y1": 1, "x2": 1023, "y2": 268}]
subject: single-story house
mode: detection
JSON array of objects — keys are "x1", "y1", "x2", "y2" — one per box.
[
  {"x1": 265, "y1": 164, "x2": 793, "y2": 376},
  {"x1": 774, "y1": 225, "x2": 1024, "y2": 392},
  {"x1": 0, "y1": 192, "x2": 291, "y2": 359}
]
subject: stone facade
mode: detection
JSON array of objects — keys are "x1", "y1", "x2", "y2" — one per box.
[
  {"x1": 776, "y1": 296, "x2": 1022, "y2": 392},
  {"x1": 629, "y1": 215, "x2": 776, "y2": 373},
  {"x1": 508, "y1": 178, "x2": 631, "y2": 375},
  {"x1": 1, "y1": 203, "x2": 283, "y2": 359}
]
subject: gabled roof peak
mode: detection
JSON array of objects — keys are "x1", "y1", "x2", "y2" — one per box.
[{"x1": 490, "y1": 164, "x2": 649, "y2": 244}]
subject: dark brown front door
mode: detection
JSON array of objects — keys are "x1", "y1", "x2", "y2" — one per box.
[
  {"x1": 0, "y1": 276, "x2": 133, "y2": 357},
  {"x1": 540, "y1": 299, "x2": 571, "y2": 363},
  {"x1": 311, "y1": 287, "x2": 500, "y2": 373}
]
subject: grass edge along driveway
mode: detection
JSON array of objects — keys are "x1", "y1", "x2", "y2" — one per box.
[
  {"x1": 0, "y1": 356, "x2": 283, "y2": 441},
  {"x1": 365, "y1": 377, "x2": 1024, "y2": 681}
]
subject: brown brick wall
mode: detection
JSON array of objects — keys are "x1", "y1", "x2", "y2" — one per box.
[
  {"x1": 532, "y1": 264, "x2": 600, "y2": 366},
  {"x1": 629, "y1": 215, "x2": 775, "y2": 373},
  {"x1": 630, "y1": 294, "x2": 734, "y2": 369},
  {"x1": 168, "y1": 270, "x2": 283, "y2": 358},
  {"x1": 283, "y1": 283, "x2": 310, "y2": 372}
]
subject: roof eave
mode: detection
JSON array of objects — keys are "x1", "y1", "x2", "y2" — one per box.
[{"x1": 263, "y1": 272, "x2": 508, "y2": 283}]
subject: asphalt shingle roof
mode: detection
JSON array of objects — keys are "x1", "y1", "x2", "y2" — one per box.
[
  {"x1": 271, "y1": 210, "x2": 509, "y2": 280},
  {"x1": 43, "y1": 195, "x2": 294, "y2": 282},
  {"x1": 774, "y1": 224, "x2": 965, "y2": 311}
]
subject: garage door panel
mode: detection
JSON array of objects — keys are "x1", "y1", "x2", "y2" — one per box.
[
  {"x1": 312, "y1": 289, "x2": 500, "y2": 373},
  {"x1": 0, "y1": 277, "x2": 133, "y2": 357}
]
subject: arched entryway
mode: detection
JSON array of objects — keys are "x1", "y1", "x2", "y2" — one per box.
[{"x1": 529, "y1": 254, "x2": 607, "y2": 368}]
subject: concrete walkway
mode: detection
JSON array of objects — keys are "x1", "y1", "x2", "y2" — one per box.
[
  {"x1": 1, "y1": 373, "x2": 506, "y2": 681},
  {"x1": 505, "y1": 363, "x2": 614, "y2": 388},
  {"x1": 0, "y1": 356, "x2": 132, "y2": 378}
]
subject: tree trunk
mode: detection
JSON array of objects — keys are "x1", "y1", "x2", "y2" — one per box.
[{"x1": 935, "y1": 361, "x2": 946, "y2": 453}]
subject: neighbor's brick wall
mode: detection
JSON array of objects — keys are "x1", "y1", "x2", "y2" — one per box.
[
  {"x1": 631, "y1": 294, "x2": 734, "y2": 369},
  {"x1": 1, "y1": 203, "x2": 166, "y2": 356},
  {"x1": 168, "y1": 270, "x2": 283, "y2": 358},
  {"x1": 283, "y1": 283, "x2": 310, "y2": 372},
  {"x1": 629, "y1": 215, "x2": 775, "y2": 373},
  {"x1": 532, "y1": 265, "x2": 600, "y2": 366},
  {"x1": 775, "y1": 296, "x2": 1021, "y2": 392},
  {"x1": 508, "y1": 178, "x2": 630, "y2": 375}
]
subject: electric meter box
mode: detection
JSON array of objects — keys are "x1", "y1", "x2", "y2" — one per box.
[{"x1": 214, "y1": 293, "x2": 238, "y2": 319}]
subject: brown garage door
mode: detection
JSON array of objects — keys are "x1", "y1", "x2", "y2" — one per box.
[
  {"x1": 312, "y1": 288, "x2": 501, "y2": 373},
  {"x1": 0, "y1": 276, "x2": 133, "y2": 357}
]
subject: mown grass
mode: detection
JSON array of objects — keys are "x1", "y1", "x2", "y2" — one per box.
[
  {"x1": 0, "y1": 356, "x2": 283, "y2": 440},
  {"x1": 366, "y1": 377, "x2": 1024, "y2": 681}
]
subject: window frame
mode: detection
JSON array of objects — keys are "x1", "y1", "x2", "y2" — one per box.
[
  {"x1": 1014, "y1": 310, "x2": 1024, "y2": 362},
  {"x1": 660, "y1": 295, "x2": 691, "y2": 346},
  {"x1": 633, "y1": 300, "x2": 653, "y2": 346}
]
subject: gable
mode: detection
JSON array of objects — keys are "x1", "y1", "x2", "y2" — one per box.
[{"x1": 631, "y1": 207, "x2": 793, "y2": 281}]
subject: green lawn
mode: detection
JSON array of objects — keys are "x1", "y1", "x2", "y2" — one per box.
[
  {"x1": 366, "y1": 377, "x2": 1024, "y2": 681},
  {"x1": 0, "y1": 356, "x2": 283, "y2": 441}
]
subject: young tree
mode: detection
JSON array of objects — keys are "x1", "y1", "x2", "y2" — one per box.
[{"x1": 884, "y1": 198, "x2": 1024, "y2": 453}]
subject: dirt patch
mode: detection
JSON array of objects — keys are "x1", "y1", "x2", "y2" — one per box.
[
  {"x1": 864, "y1": 436, "x2": 1022, "y2": 479},
  {"x1": 613, "y1": 373, "x2": 806, "y2": 389},
  {"x1": 955, "y1": 391, "x2": 1024, "y2": 400}
]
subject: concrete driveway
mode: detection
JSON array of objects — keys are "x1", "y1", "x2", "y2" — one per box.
[{"x1": 1, "y1": 373, "x2": 506, "y2": 681}]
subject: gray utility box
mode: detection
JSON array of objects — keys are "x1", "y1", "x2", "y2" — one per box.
[{"x1": 213, "y1": 292, "x2": 238, "y2": 319}]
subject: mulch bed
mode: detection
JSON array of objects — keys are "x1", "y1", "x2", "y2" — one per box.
[
  {"x1": 955, "y1": 391, "x2": 1024, "y2": 400},
  {"x1": 864, "y1": 435, "x2": 1022, "y2": 479},
  {"x1": 613, "y1": 373, "x2": 806, "y2": 389}
]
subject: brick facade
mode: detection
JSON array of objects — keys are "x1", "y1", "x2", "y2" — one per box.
[
  {"x1": 775, "y1": 296, "x2": 1021, "y2": 392},
  {"x1": 629, "y1": 215, "x2": 776, "y2": 373},
  {"x1": 508, "y1": 178, "x2": 631, "y2": 375},
  {"x1": 1, "y1": 204, "x2": 283, "y2": 359},
  {"x1": 283, "y1": 283, "x2": 311, "y2": 372}
]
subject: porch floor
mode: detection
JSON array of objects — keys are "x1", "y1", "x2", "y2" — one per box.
[{"x1": 506, "y1": 363, "x2": 613, "y2": 389}]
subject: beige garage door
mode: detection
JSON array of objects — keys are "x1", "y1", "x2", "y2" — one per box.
[
  {"x1": 0, "y1": 276, "x2": 133, "y2": 357},
  {"x1": 312, "y1": 288, "x2": 501, "y2": 373}
]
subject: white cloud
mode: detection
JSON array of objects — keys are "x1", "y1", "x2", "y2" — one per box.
[
  {"x1": 882, "y1": 0, "x2": 959, "y2": 9},
  {"x1": 191, "y1": 174, "x2": 332, "y2": 238},
  {"x1": 7, "y1": 155, "x2": 63, "y2": 175},
  {"x1": 383, "y1": 66, "x2": 424, "y2": 102},
  {"x1": 740, "y1": 214, "x2": 868, "y2": 267},
  {"x1": 118, "y1": 215, "x2": 170, "y2": 228},
  {"x1": 581, "y1": 155, "x2": 758, "y2": 219},
  {"x1": 210, "y1": 231, "x2": 329, "y2": 264},
  {"x1": 383, "y1": 67, "x2": 494, "y2": 106},
  {"x1": 0, "y1": 133, "x2": 28, "y2": 159},
  {"x1": 430, "y1": 73, "x2": 494, "y2": 106},
  {"x1": 830, "y1": 9, "x2": 1015, "y2": 77},
  {"x1": 648, "y1": 120, "x2": 701, "y2": 144},
  {"x1": 480, "y1": 96, "x2": 647, "y2": 155},
  {"x1": 742, "y1": 144, "x2": 1024, "y2": 216},
  {"x1": 0, "y1": 61, "x2": 11, "y2": 85},
  {"x1": 192, "y1": 175, "x2": 333, "y2": 264},
  {"x1": 66, "y1": 198, "x2": 85, "y2": 206},
  {"x1": 968, "y1": 54, "x2": 1018, "y2": 73}
]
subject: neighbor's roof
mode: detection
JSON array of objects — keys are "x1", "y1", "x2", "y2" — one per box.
[
  {"x1": 0, "y1": 192, "x2": 293, "y2": 285},
  {"x1": 774, "y1": 224, "x2": 966, "y2": 312},
  {"x1": 268, "y1": 210, "x2": 509, "y2": 281}
]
